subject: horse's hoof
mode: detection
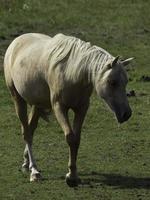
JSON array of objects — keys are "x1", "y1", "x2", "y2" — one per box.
[
  {"x1": 65, "y1": 173, "x2": 81, "y2": 187},
  {"x1": 30, "y1": 172, "x2": 42, "y2": 182}
]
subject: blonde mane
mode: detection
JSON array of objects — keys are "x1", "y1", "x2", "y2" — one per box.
[{"x1": 48, "y1": 33, "x2": 114, "y2": 83}]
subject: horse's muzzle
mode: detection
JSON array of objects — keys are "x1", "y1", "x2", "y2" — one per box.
[{"x1": 116, "y1": 107, "x2": 132, "y2": 123}]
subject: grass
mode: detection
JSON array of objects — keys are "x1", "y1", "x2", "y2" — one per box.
[{"x1": 0, "y1": 0, "x2": 150, "y2": 199}]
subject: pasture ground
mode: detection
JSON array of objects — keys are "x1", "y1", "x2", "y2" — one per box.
[{"x1": 0, "y1": 0, "x2": 150, "y2": 199}]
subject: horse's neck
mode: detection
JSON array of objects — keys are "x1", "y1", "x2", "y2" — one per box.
[
  {"x1": 86, "y1": 48, "x2": 113, "y2": 84},
  {"x1": 62, "y1": 38, "x2": 113, "y2": 86}
]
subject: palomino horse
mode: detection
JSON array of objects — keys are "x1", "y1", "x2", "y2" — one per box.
[{"x1": 4, "y1": 33, "x2": 133, "y2": 187}]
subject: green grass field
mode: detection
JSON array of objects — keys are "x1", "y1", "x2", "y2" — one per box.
[{"x1": 0, "y1": 0, "x2": 150, "y2": 199}]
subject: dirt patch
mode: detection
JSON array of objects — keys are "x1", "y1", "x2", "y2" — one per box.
[
  {"x1": 139, "y1": 75, "x2": 150, "y2": 82},
  {"x1": 127, "y1": 90, "x2": 136, "y2": 97}
]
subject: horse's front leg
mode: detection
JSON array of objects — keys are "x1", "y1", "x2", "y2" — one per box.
[
  {"x1": 53, "y1": 101, "x2": 89, "y2": 187},
  {"x1": 65, "y1": 103, "x2": 89, "y2": 186}
]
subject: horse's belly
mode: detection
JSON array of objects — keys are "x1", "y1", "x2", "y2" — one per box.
[{"x1": 13, "y1": 74, "x2": 50, "y2": 108}]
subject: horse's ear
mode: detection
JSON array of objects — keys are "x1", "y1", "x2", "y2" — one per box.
[
  {"x1": 122, "y1": 57, "x2": 134, "y2": 66},
  {"x1": 112, "y1": 56, "x2": 120, "y2": 67}
]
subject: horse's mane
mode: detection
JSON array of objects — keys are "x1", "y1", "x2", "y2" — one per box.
[{"x1": 48, "y1": 34, "x2": 114, "y2": 82}]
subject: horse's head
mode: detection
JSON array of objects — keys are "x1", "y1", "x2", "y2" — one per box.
[{"x1": 95, "y1": 56, "x2": 133, "y2": 123}]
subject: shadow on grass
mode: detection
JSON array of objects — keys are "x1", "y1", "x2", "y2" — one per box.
[
  {"x1": 80, "y1": 172, "x2": 150, "y2": 189},
  {"x1": 36, "y1": 171, "x2": 150, "y2": 189}
]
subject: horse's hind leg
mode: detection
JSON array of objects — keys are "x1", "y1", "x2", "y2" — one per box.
[
  {"x1": 22, "y1": 106, "x2": 39, "y2": 170},
  {"x1": 23, "y1": 106, "x2": 41, "y2": 181},
  {"x1": 22, "y1": 106, "x2": 39, "y2": 171},
  {"x1": 10, "y1": 85, "x2": 41, "y2": 182}
]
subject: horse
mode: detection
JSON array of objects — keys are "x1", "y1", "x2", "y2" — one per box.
[{"x1": 4, "y1": 33, "x2": 133, "y2": 187}]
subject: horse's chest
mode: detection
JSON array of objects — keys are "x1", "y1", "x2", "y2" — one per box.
[{"x1": 62, "y1": 84, "x2": 92, "y2": 108}]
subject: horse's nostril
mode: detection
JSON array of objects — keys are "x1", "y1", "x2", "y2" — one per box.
[
  {"x1": 123, "y1": 112, "x2": 127, "y2": 119},
  {"x1": 123, "y1": 110, "x2": 132, "y2": 121}
]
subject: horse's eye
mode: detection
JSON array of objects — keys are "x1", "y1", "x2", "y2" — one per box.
[{"x1": 109, "y1": 80, "x2": 118, "y2": 87}]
